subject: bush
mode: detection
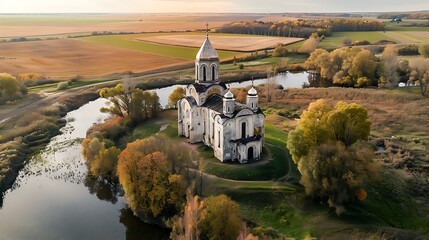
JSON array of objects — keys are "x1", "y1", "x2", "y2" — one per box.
[
  {"x1": 238, "y1": 64, "x2": 244, "y2": 69},
  {"x1": 398, "y1": 45, "x2": 419, "y2": 56},
  {"x1": 419, "y1": 44, "x2": 429, "y2": 58},
  {"x1": 57, "y1": 82, "x2": 69, "y2": 90}
]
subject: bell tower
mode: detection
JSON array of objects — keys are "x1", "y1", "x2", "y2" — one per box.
[{"x1": 195, "y1": 24, "x2": 220, "y2": 84}]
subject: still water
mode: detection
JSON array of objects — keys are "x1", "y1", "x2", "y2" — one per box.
[
  {"x1": 154, "y1": 71, "x2": 309, "y2": 108},
  {"x1": 0, "y1": 99, "x2": 167, "y2": 240},
  {"x1": 0, "y1": 72, "x2": 308, "y2": 240}
]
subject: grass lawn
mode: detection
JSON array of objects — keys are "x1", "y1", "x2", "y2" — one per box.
[
  {"x1": 318, "y1": 31, "x2": 393, "y2": 48},
  {"x1": 200, "y1": 119, "x2": 297, "y2": 181},
  {"x1": 81, "y1": 34, "x2": 242, "y2": 60}
]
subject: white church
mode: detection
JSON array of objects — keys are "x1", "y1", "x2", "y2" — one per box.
[{"x1": 177, "y1": 30, "x2": 265, "y2": 164}]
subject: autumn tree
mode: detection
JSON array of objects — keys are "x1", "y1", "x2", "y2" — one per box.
[
  {"x1": 117, "y1": 139, "x2": 185, "y2": 219},
  {"x1": 287, "y1": 100, "x2": 378, "y2": 213},
  {"x1": 419, "y1": 44, "x2": 429, "y2": 58},
  {"x1": 100, "y1": 84, "x2": 160, "y2": 123},
  {"x1": 170, "y1": 193, "x2": 204, "y2": 240},
  {"x1": 172, "y1": 193, "x2": 242, "y2": 240},
  {"x1": 272, "y1": 43, "x2": 287, "y2": 57},
  {"x1": 408, "y1": 59, "x2": 429, "y2": 96},
  {"x1": 81, "y1": 137, "x2": 121, "y2": 178},
  {"x1": 379, "y1": 45, "x2": 400, "y2": 88},
  {"x1": 0, "y1": 73, "x2": 21, "y2": 103},
  {"x1": 299, "y1": 33, "x2": 320, "y2": 54},
  {"x1": 168, "y1": 87, "x2": 185, "y2": 108},
  {"x1": 199, "y1": 194, "x2": 243, "y2": 240}
]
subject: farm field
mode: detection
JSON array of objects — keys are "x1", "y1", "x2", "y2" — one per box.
[
  {"x1": 318, "y1": 31, "x2": 394, "y2": 48},
  {"x1": 137, "y1": 34, "x2": 303, "y2": 52},
  {"x1": 0, "y1": 14, "x2": 260, "y2": 38},
  {"x1": 0, "y1": 39, "x2": 188, "y2": 78},
  {"x1": 382, "y1": 31, "x2": 429, "y2": 44},
  {"x1": 81, "y1": 34, "x2": 243, "y2": 60}
]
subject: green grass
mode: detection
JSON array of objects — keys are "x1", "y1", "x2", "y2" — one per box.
[
  {"x1": 344, "y1": 171, "x2": 429, "y2": 232},
  {"x1": 318, "y1": 31, "x2": 393, "y2": 48},
  {"x1": 27, "y1": 78, "x2": 119, "y2": 93},
  {"x1": 81, "y1": 34, "x2": 241, "y2": 60},
  {"x1": 201, "y1": 121, "x2": 297, "y2": 181},
  {"x1": 220, "y1": 54, "x2": 308, "y2": 71},
  {"x1": 384, "y1": 21, "x2": 429, "y2": 32}
]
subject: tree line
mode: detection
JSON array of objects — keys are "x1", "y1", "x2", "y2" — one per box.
[
  {"x1": 305, "y1": 44, "x2": 429, "y2": 96},
  {"x1": 216, "y1": 19, "x2": 384, "y2": 38}
]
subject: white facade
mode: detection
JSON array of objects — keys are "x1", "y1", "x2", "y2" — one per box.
[{"x1": 177, "y1": 33, "x2": 265, "y2": 163}]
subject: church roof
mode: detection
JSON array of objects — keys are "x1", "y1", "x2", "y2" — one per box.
[
  {"x1": 190, "y1": 83, "x2": 227, "y2": 93},
  {"x1": 196, "y1": 37, "x2": 219, "y2": 61},
  {"x1": 202, "y1": 94, "x2": 257, "y2": 118},
  {"x1": 231, "y1": 135, "x2": 262, "y2": 145},
  {"x1": 183, "y1": 96, "x2": 198, "y2": 107}
]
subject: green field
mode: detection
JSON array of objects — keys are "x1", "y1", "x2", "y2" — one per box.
[
  {"x1": 81, "y1": 34, "x2": 242, "y2": 60},
  {"x1": 384, "y1": 21, "x2": 429, "y2": 32},
  {"x1": 318, "y1": 31, "x2": 394, "y2": 48}
]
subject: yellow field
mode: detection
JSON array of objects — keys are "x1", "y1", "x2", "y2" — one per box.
[
  {"x1": 0, "y1": 39, "x2": 188, "y2": 78},
  {"x1": 137, "y1": 34, "x2": 303, "y2": 52}
]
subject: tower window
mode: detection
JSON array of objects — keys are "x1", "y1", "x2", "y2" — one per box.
[
  {"x1": 202, "y1": 66, "x2": 207, "y2": 81},
  {"x1": 212, "y1": 65, "x2": 216, "y2": 80}
]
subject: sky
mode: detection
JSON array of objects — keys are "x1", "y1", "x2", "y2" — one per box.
[{"x1": 0, "y1": 0, "x2": 428, "y2": 13}]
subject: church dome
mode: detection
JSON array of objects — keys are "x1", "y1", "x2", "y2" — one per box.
[
  {"x1": 248, "y1": 87, "x2": 258, "y2": 96},
  {"x1": 224, "y1": 90, "x2": 234, "y2": 99},
  {"x1": 196, "y1": 37, "x2": 219, "y2": 61}
]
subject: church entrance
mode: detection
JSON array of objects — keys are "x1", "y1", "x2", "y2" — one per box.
[
  {"x1": 247, "y1": 147, "x2": 254, "y2": 161},
  {"x1": 241, "y1": 122, "x2": 246, "y2": 139}
]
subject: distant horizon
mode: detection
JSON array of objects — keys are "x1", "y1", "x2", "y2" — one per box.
[
  {"x1": 0, "y1": 10, "x2": 428, "y2": 15},
  {"x1": 1, "y1": 0, "x2": 428, "y2": 14}
]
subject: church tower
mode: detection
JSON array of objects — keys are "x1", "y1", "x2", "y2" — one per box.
[
  {"x1": 195, "y1": 24, "x2": 220, "y2": 84},
  {"x1": 247, "y1": 85, "x2": 259, "y2": 112},
  {"x1": 223, "y1": 89, "x2": 235, "y2": 117}
]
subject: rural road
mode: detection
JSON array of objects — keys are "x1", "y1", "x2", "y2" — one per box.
[{"x1": 0, "y1": 67, "x2": 192, "y2": 125}]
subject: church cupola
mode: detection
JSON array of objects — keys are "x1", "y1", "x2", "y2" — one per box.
[
  {"x1": 195, "y1": 24, "x2": 220, "y2": 84},
  {"x1": 247, "y1": 86, "x2": 259, "y2": 112},
  {"x1": 223, "y1": 89, "x2": 235, "y2": 117}
]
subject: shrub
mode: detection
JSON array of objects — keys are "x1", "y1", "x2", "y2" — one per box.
[
  {"x1": 419, "y1": 44, "x2": 429, "y2": 58},
  {"x1": 398, "y1": 45, "x2": 419, "y2": 56},
  {"x1": 238, "y1": 64, "x2": 244, "y2": 69},
  {"x1": 57, "y1": 82, "x2": 69, "y2": 90}
]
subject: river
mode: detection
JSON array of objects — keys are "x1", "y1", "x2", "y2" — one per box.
[
  {"x1": 154, "y1": 72, "x2": 309, "y2": 108},
  {"x1": 0, "y1": 72, "x2": 308, "y2": 240}
]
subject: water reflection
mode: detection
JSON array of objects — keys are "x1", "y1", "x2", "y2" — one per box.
[
  {"x1": 0, "y1": 98, "x2": 168, "y2": 240},
  {"x1": 84, "y1": 176, "x2": 121, "y2": 204}
]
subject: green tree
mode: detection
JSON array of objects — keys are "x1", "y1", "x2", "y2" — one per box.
[
  {"x1": 168, "y1": 87, "x2": 185, "y2": 108},
  {"x1": 100, "y1": 84, "x2": 130, "y2": 117},
  {"x1": 287, "y1": 100, "x2": 377, "y2": 213}
]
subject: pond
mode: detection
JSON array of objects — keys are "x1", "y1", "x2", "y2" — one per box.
[{"x1": 0, "y1": 98, "x2": 168, "y2": 240}]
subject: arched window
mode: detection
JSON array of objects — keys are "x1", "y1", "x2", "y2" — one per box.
[
  {"x1": 212, "y1": 65, "x2": 216, "y2": 80},
  {"x1": 241, "y1": 122, "x2": 246, "y2": 139},
  {"x1": 202, "y1": 66, "x2": 207, "y2": 81}
]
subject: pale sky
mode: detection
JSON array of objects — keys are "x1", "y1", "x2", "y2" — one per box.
[{"x1": 0, "y1": 0, "x2": 428, "y2": 13}]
